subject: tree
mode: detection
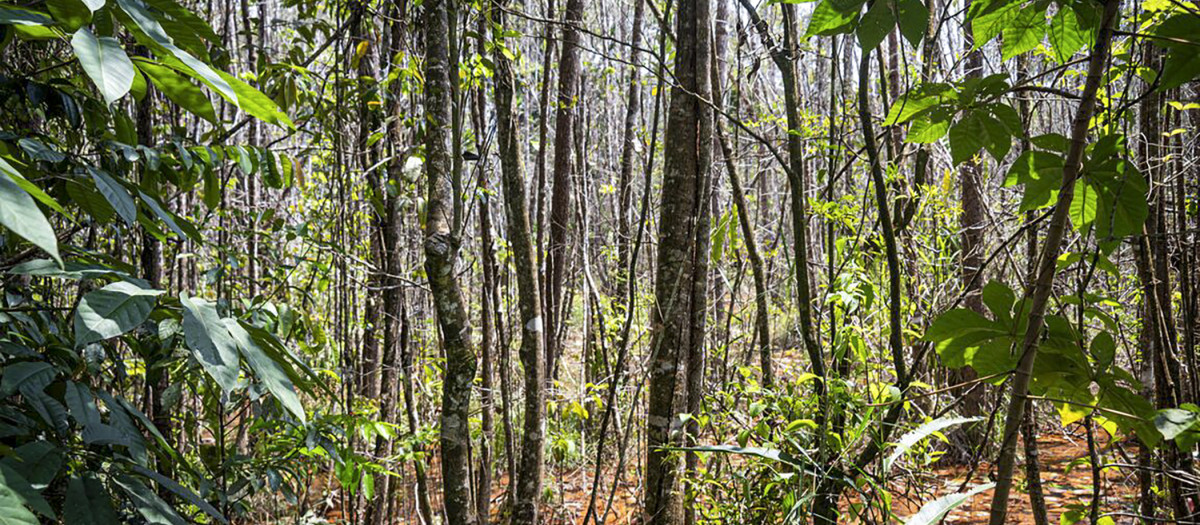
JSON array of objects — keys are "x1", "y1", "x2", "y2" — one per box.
[
  {"x1": 491, "y1": 0, "x2": 548, "y2": 522},
  {"x1": 645, "y1": 0, "x2": 712, "y2": 522},
  {"x1": 422, "y1": 0, "x2": 477, "y2": 522}
]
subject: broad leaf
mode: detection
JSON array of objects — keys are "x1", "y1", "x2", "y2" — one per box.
[
  {"x1": 134, "y1": 59, "x2": 217, "y2": 124},
  {"x1": 1154, "y1": 409, "x2": 1198, "y2": 441},
  {"x1": 73, "y1": 281, "x2": 163, "y2": 347},
  {"x1": 0, "y1": 464, "x2": 51, "y2": 519},
  {"x1": 806, "y1": 0, "x2": 859, "y2": 37},
  {"x1": 71, "y1": 28, "x2": 136, "y2": 105},
  {"x1": 64, "y1": 476, "x2": 119, "y2": 525},
  {"x1": 88, "y1": 168, "x2": 137, "y2": 225},
  {"x1": 0, "y1": 167, "x2": 60, "y2": 265},
  {"x1": 113, "y1": 475, "x2": 187, "y2": 525},
  {"x1": 856, "y1": 0, "x2": 892, "y2": 52},
  {"x1": 180, "y1": 294, "x2": 240, "y2": 393},
  {"x1": 225, "y1": 320, "x2": 306, "y2": 423}
]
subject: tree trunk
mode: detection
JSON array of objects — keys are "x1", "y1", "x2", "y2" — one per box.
[
  {"x1": 423, "y1": 0, "x2": 477, "y2": 522},
  {"x1": 491, "y1": 0, "x2": 548, "y2": 522},
  {"x1": 645, "y1": 0, "x2": 711, "y2": 522},
  {"x1": 545, "y1": 0, "x2": 585, "y2": 382},
  {"x1": 987, "y1": 2, "x2": 1119, "y2": 522}
]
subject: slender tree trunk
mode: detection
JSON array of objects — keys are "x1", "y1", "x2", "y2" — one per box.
[
  {"x1": 491, "y1": 0, "x2": 547, "y2": 522},
  {"x1": 545, "y1": 0, "x2": 585, "y2": 381},
  {"x1": 645, "y1": 0, "x2": 711, "y2": 522},
  {"x1": 987, "y1": 2, "x2": 1119, "y2": 522},
  {"x1": 423, "y1": 1, "x2": 477, "y2": 522},
  {"x1": 615, "y1": 0, "x2": 645, "y2": 307}
]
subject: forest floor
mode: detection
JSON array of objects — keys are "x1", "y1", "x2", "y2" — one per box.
[
  {"x1": 897, "y1": 432, "x2": 1140, "y2": 524},
  {"x1": 513, "y1": 432, "x2": 1141, "y2": 524}
]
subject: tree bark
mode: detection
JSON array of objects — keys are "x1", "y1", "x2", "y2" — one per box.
[
  {"x1": 545, "y1": 0, "x2": 585, "y2": 382},
  {"x1": 491, "y1": 0, "x2": 548, "y2": 522},
  {"x1": 645, "y1": 0, "x2": 711, "y2": 522},
  {"x1": 423, "y1": 0, "x2": 477, "y2": 522}
]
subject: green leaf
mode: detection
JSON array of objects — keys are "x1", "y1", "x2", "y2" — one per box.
[
  {"x1": 948, "y1": 112, "x2": 985, "y2": 165},
  {"x1": 0, "y1": 363, "x2": 54, "y2": 398},
  {"x1": 71, "y1": 28, "x2": 135, "y2": 105},
  {"x1": 0, "y1": 443, "x2": 62, "y2": 487},
  {"x1": 0, "y1": 168, "x2": 60, "y2": 265},
  {"x1": 73, "y1": 281, "x2": 163, "y2": 347},
  {"x1": 904, "y1": 483, "x2": 994, "y2": 525},
  {"x1": 885, "y1": 416, "x2": 982, "y2": 473},
  {"x1": 969, "y1": 0, "x2": 1019, "y2": 48},
  {"x1": 131, "y1": 465, "x2": 227, "y2": 525},
  {"x1": 134, "y1": 59, "x2": 217, "y2": 124},
  {"x1": 1047, "y1": 6, "x2": 1085, "y2": 63},
  {"x1": 856, "y1": 0, "x2": 892, "y2": 52},
  {"x1": 113, "y1": 475, "x2": 187, "y2": 525},
  {"x1": 114, "y1": 0, "x2": 236, "y2": 102},
  {"x1": 806, "y1": 0, "x2": 860, "y2": 37},
  {"x1": 88, "y1": 168, "x2": 136, "y2": 225},
  {"x1": 0, "y1": 158, "x2": 64, "y2": 215},
  {"x1": 180, "y1": 294, "x2": 240, "y2": 393},
  {"x1": 924, "y1": 309, "x2": 1009, "y2": 369},
  {"x1": 64, "y1": 476, "x2": 119, "y2": 525},
  {"x1": 214, "y1": 70, "x2": 293, "y2": 129},
  {"x1": 976, "y1": 111, "x2": 1012, "y2": 161},
  {"x1": 0, "y1": 7, "x2": 54, "y2": 26},
  {"x1": 1000, "y1": 6, "x2": 1043, "y2": 60},
  {"x1": 0, "y1": 470, "x2": 38, "y2": 525},
  {"x1": 1160, "y1": 50, "x2": 1200, "y2": 90},
  {"x1": 225, "y1": 320, "x2": 306, "y2": 423},
  {"x1": 1091, "y1": 331, "x2": 1115, "y2": 370},
  {"x1": 1004, "y1": 150, "x2": 1064, "y2": 211},
  {"x1": 0, "y1": 464, "x2": 51, "y2": 519},
  {"x1": 896, "y1": 0, "x2": 928, "y2": 47},
  {"x1": 905, "y1": 112, "x2": 951, "y2": 143},
  {"x1": 46, "y1": 0, "x2": 92, "y2": 31}
]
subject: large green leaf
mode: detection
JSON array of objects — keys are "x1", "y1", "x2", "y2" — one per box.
[
  {"x1": 225, "y1": 320, "x2": 306, "y2": 423},
  {"x1": 895, "y1": 0, "x2": 928, "y2": 46},
  {"x1": 131, "y1": 466, "x2": 226, "y2": 524},
  {"x1": 71, "y1": 28, "x2": 135, "y2": 105},
  {"x1": 0, "y1": 442, "x2": 62, "y2": 487},
  {"x1": 214, "y1": 70, "x2": 294, "y2": 129},
  {"x1": 948, "y1": 112, "x2": 985, "y2": 165},
  {"x1": 0, "y1": 166, "x2": 60, "y2": 265},
  {"x1": 113, "y1": 475, "x2": 187, "y2": 525},
  {"x1": 1154, "y1": 409, "x2": 1198, "y2": 442},
  {"x1": 180, "y1": 294, "x2": 240, "y2": 393},
  {"x1": 73, "y1": 281, "x2": 163, "y2": 347},
  {"x1": 0, "y1": 471, "x2": 38, "y2": 525},
  {"x1": 806, "y1": 0, "x2": 859, "y2": 37},
  {"x1": 0, "y1": 363, "x2": 54, "y2": 398},
  {"x1": 46, "y1": 0, "x2": 92, "y2": 31},
  {"x1": 1004, "y1": 150, "x2": 1064, "y2": 211},
  {"x1": 88, "y1": 168, "x2": 137, "y2": 225},
  {"x1": 0, "y1": 7, "x2": 54, "y2": 25},
  {"x1": 856, "y1": 0, "x2": 892, "y2": 52},
  {"x1": 114, "y1": 0, "x2": 236, "y2": 102},
  {"x1": 134, "y1": 59, "x2": 217, "y2": 124},
  {"x1": 1047, "y1": 6, "x2": 1085, "y2": 63},
  {"x1": 0, "y1": 464, "x2": 51, "y2": 519},
  {"x1": 63, "y1": 476, "x2": 119, "y2": 525},
  {"x1": 968, "y1": 0, "x2": 1019, "y2": 48},
  {"x1": 1000, "y1": 6, "x2": 1044, "y2": 60}
]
